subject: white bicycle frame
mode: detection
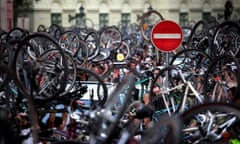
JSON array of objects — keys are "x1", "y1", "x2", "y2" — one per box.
[{"x1": 159, "y1": 68, "x2": 204, "y2": 115}]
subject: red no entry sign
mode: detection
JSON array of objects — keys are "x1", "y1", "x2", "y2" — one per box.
[{"x1": 151, "y1": 20, "x2": 183, "y2": 52}]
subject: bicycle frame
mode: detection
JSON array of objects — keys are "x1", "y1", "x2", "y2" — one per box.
[
  {"x1": 182, "y1": 111, "x2": 237, "y2": 142},
  {"x1": 157, "y1": 68, "x2": 205, "y2": 115}
]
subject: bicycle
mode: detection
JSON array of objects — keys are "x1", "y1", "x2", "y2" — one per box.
[
  {"x1": 150, "y1": 48, "x2": 212, "y2": 116},
  {"x1": 181, "y1": 102, "x2": 240, "y2": 143}
]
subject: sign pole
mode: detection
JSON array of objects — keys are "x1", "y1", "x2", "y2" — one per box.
[{"x1": 151, "y1": 20, "x2": 183, "y2": 106}]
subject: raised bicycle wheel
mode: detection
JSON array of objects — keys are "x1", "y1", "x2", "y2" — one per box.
[
  {"x1": 211, "y1": 21, "x2": 240, "y2": 57},
  {"x1": 59, "y1": 30, "x2": 81, "y2": 56},
  {"x1": 99, "y1": 26, "x2": 122, "y2": 50},
  {"x1": 139, "y1": 10, "x2": 164, "y2": 41},
  {"x1": 39, "y1": 49, "x2": 77, "y2": 97},
  {"x1": 83, "y1": 31, "x2": 100, "y2": 61},
  {"x1": 48, "y1": 24, "x2": 64, "y2": 40},
  {"x1": 186, "y1": 20, "x2": 211, "y2": 55},
  {"x1": 170, "y1": 48, "x2": 212, "y2": 95},
  {"x1": 13, "y1": 33, "x2": 68, "y2": 100},
  {"x1": 203, "y1": 54, "x2": 240, "y2": 103}
]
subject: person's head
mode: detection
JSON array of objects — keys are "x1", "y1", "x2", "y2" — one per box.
[
  {"x1": 133, "y1": 52, "x2": 143, "y2": 62},
  {"x1": 144, "y1": 55, "x2": 154, "y2": 68}
]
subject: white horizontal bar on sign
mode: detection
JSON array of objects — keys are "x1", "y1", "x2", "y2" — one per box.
[{"x1": 153, "y1": 33, "x2": 181, "y2": 39}]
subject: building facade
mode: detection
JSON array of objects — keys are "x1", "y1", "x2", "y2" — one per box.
[
  {"x1": 16, "y1": 0, "x2": 240, "y2": 31},
  {"x1": 0, "y1": 0, "x2": 14, "y2": 31}
]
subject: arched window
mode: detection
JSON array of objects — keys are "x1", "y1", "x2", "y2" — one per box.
[
  {"x1": 99, "y1": 2, "x2": 109, "y2": 28},
  {"x1": 51, "y1": 2, "x2": 62, "y2": 25},
  {"x1": 202, "y1": 1, "x2": 211, "y2": 20},
  {"x1": 179, "y1": 2, "x2": 189, "y2": 26},
  {"x1": 121, "y1": 2, "x2": 131, "y2": 26}
]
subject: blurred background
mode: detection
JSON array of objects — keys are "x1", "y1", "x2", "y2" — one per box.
[{"x1": 1, "y1": 0, "x2": 240, "y2": 31}]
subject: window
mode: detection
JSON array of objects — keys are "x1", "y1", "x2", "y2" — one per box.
[
  {"x1": 121, "y1": 13, "x2": 130, "y2": 26},
  {"x1": 99, "y1": 13, "x2": 109, "y2": 28},
  {"x1": 202, "y1": 12, "x2": 211, "y2": 21},
  {"x1": 51, "y1": 13, "x2": 62, "y2": 25},
  {"x1": 179, "y1": 12, "x2": 188, "y2": 26}
]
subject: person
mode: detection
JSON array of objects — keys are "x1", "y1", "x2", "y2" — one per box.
[{"x1": 224, "y1": 0, "x2": 233, "y2": 21}]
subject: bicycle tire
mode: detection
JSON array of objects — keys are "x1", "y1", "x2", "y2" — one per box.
[
  {"x1": 169, "y1": 48, "x2": 212, "y2": 113},
  {"x1": 203, "y1": 54, "x2": 240, "y2": 103},
  {"x1": 13, "y1": 32, "x2": 68, "y2": 100},
  {"x1": 48, "y1": 24, "x2": 64, "y2": 40},
  {"x1": 149, "y1": 66, "x2": 183, "y2": 114},
  {"x1": 186, "y1": 20, "x2": 212, "y2": 55},
  {"x1": 99, "y1": 26, "x2": 122, "y2": 50},
  {"x1": 39, "y1": 49, "x2": 77, "y2": 97},
  {"x1": 59, "y1": 30, "x2": 81, "y2": 56},
  {"x1": 139, "y1": 10, "x2": 164, "y2": 41},
  {"x1": 6, "y1": 27, "x2": 29, "y2": 43},
  {"x1": 83, "y1": 31, "x2": 100, "y2": 61},
  {"x1": 90, "y1": 75, "x2": 136, "y2": 144},
  {"x1": 211, "y1": 21, "x2": 240, "y2": 57}
]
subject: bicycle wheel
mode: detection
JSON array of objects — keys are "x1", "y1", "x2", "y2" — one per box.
[
  {"x1": 150, "y1": 66, "x2": 183, "y2": 115},
  {"x1": 170, "y1": 48, "x2": 212, "y2": 111},
  {"x1": 13, "y1": 33, "x2": 68, "y2": 100},
  {"x1": 139, "y1": 10, "x2": 164, "y2": 41},
  {"x1": 203, "y1": 54, "x2": 240, "y2": 103},
  {"x1": 6, "y1": 27, "x2": 29, "y2": 43},
  {"x1": 181, "y1": 102, "x2": 240, "y2": 144},
  {"x1": 99, "y1": 26, "x2": 122, "y2": 50},
  {"x1": 39, "y1": 49, "x2": 77, "y2": 97},
  {"x1": 59, "y1": 31, "x2": 81, "y2": 56},
  {"x1": 186, "y1": 20, "x2": 211, "y2": 55},
  {"x1": 83, "y1": 31, "x2": 100, "y2": 61},
  {"x1": 170, "y1": 48, "x2": 212, "y2": 95},
  {"x1": 211, "y1": 21, "x2": 240, "y2": 57},
  {"x1": 48, "y1": 24, "x2": 63, "y2": 40},
  {"x1": 109, "y1": 41, "x2": 130, "y2": 62}
]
